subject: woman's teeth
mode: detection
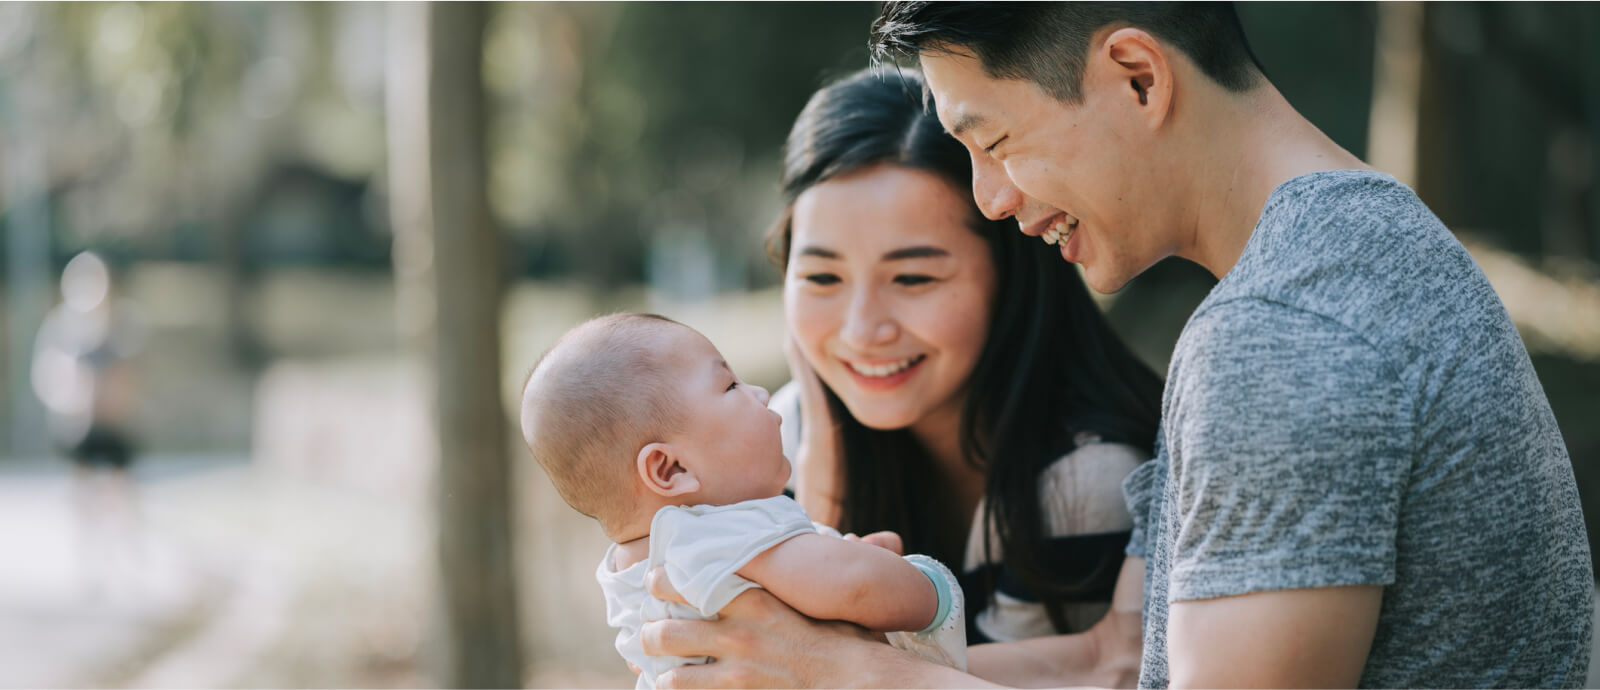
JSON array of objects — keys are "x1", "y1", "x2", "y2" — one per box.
[
  {"x1": 847, "y1": 355, "x2": 925, "y2": 378},
  {"x1": 1042, "y1": 216, "x2": 1078, "y2": 246}
]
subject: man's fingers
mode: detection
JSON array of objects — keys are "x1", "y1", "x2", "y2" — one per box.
[
  {"x1": 713, "y1": 586, "x2": 784, "y2": 618},
  {"x1": 656, "y1": 661, "x2": 750, "y2": 690},
  {"x1": 647, "y1": 566, "x2": 690, "y2": 605},
  {"x1": 641, "y1": 617, "x2": 717, "y2": 659}
]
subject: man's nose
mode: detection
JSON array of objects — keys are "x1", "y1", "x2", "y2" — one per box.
[{"x1": 972, "y1": 156, "x2": 1023, "y2": 222}]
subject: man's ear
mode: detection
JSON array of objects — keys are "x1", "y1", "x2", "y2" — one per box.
[
  {"x1": 637, "y1": 442, "x2": 700, "y2": 498},
  {"x1": 1100, "y1": 27, "x2": 1173, "y2": 129}
]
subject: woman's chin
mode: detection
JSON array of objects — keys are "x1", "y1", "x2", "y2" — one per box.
[{"x1": 842, "y1": 406, "x2": 919, "y2": 431}]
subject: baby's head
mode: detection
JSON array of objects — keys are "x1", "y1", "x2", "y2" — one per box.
[{"x1": 520, "y1": 313, "x2": 790, "y2": 541}]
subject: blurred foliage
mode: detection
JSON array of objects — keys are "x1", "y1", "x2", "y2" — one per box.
[
  {"x1": 483, "y1": 3, "x2": 880, "y2": 292},
  {"x1": 3, "y1": 3, "x2": 1594, "y2": 283}
]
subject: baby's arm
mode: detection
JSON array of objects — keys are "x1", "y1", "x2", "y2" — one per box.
[{"x1": 736, "y1": 533, "x2": 937, "y2": 632}]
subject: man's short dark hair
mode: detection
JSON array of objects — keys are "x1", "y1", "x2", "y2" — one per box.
[{"x1": 871, "y1": 2, "x2": 1264, "y2": 103}]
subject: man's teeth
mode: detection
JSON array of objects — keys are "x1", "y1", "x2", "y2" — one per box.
[
  {"x1": 1042, "y1": 217, "x2": 1078, "y2": 246},
  {"x1": 847, "y1": 355, "x2": 924, "y2": 378}
]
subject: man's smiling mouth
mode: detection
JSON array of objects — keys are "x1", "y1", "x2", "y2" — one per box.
[{"x1": 1042, "y1": 214, "x2": 1079, "y2": 246}]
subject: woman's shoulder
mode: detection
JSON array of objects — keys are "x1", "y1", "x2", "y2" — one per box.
[
  {"x1": 1045, "y1": 433, "x2": 1147, "y2": 483},
  {"x1": 1035, "y1": 433, "x2": 1149, "y2": 535}
]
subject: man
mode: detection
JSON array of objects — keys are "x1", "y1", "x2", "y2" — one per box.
[{"x1": 640, "y1": 4, "x2": 1592, "y2": 687}]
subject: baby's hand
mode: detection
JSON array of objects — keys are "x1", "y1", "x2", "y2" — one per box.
[{"x1": 843, "y1": 530, "x2": 904, "y2": 555}]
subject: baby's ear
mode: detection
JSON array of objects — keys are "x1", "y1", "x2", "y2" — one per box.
[{"x1": 637, "y1": 442, "x2": 700, "y2": 497}]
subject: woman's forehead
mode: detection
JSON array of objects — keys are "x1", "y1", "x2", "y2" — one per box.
[{"x1": 791, "y1": 165, "x2": 982, "y2": 257}]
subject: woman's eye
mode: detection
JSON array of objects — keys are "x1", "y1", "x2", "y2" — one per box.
[
  {"x1": 895, "y1": 274, "x2": 936, "y2": 287},
  {"x1": 803, "y1": 273, "x2": 840, "y2": 286},
  {"x1": 983, "y1": 135, "x2": 1007, "y2": 155}
]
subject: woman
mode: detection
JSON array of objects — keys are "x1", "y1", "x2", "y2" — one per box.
[{"x1": 753, "y1": 67, "x2": 1161, "y2": 685}]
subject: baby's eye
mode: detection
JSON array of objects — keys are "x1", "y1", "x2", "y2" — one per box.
[
  {"x1": 895, "y1": 274, "x2": 936, "y2": 287},
  {"x1": 726, "y1": 381, "x2": 739, "y2": 392},
  {"x1": 803, "y1": 273, "x2": 840, "y2": 286}
]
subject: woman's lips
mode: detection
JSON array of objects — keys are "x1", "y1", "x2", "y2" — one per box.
[{"x1": 841, "y1": 354, "x2": 926, "y2": 391}]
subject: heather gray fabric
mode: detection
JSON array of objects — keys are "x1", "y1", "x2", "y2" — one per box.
[{"x1": 1123, "y1": 170, "x2": 1593, "y2": 688}]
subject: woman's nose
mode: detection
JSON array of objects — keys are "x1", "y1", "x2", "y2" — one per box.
[{"x1": 840, "y1": 291, "x2": 898, "y2": 349}]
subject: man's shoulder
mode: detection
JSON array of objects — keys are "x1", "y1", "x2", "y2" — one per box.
[
  {"x1": 1192, "y1": 170, "x2": 1510, "y2": 383},
  {"x1": 1175, "y1": 297, "x2": 1399, "y2": 382},
  {"x1": 1219, "y1": 170, "x2": 1464, "y2": 307}
]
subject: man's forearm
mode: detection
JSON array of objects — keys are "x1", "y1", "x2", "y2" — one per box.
[
  {"x1": 966, "y1": 557, "x2": 1145, "y2": 688},
  {"x1": 967, "y1": 632, "x2": 1131, "y2": 688},
  {"x1": 841, "y1": 636, "x2": 1005, "y2": 689}
]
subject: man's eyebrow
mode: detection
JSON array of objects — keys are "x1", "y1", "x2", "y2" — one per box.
[
  {"x1": 883, "y1": 246, "x2": 950, "y2": 261},
  {"x1": 797, "y1": 245, "x2": 839, "y2": 259},
  {"x1": 949, "y1": 112, "x2": 986, "y2": 138}
]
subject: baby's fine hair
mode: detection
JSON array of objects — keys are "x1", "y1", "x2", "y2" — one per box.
[{"x1": 520, "y1": 313, "x2": 686, "y2": 527}]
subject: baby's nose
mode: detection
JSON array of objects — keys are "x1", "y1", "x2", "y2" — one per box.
[{"x1": 752, "y1": 384, "x2": 770, "y2": 406}]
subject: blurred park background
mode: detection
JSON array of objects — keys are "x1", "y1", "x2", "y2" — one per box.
[{"x1": 0, "y1": 2, "x2": 1597, "y2": 688}]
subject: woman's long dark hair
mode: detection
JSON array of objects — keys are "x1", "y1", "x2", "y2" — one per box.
[{"x1": 769, "y1": 68, "x2": 1163, "y2": 632}]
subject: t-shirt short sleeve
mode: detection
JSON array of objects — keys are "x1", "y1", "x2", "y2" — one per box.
[
  {"x1": 648, "y1": 496, "x2": 818, "y2": 615},
  {"x1": 1164, "y1": 298, "x2": 1414, "y2": 602},
  {"x1": 1122, "y1": 434, "x2": 1166, "y2": 560}
]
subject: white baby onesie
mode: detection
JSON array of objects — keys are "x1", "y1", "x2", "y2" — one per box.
[{"x1": 595, "y1": 495, "x2": 965, "y2": 689}]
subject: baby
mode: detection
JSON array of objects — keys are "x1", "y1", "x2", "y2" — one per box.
[{"x1": 519, "y1": 313, "x2": 964, "y2": 688}]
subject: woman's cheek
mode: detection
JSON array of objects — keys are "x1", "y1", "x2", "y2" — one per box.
[
  {"x1": 785, "y1": 291, "x2": 834, "y2": 360},
  {"x1": 935, "y1": 284, "x2": 994, "y2": 369}
]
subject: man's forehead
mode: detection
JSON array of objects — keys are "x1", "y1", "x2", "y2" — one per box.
[{"x1": 918, "y1": 51, "x2": 989, "y2": 133}]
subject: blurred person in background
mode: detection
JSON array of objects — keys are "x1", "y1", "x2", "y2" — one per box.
[
  {"x1": 31, "y1": 250, "x2": 146, "y2": 597},
  {"x1": 644, "y1": 67, "x2": 1162, "y2": 688}
]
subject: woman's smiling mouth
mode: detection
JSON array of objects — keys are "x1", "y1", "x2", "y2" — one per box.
[{"x1": 842, "y1": 354, "x2": 927, "y2": 390}]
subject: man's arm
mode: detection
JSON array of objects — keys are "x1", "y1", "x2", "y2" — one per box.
[
  {"x1": 1168, "y1": 585, "x2": 1381, "y2": 689},
  {"x1": 965, "y1": 556, "x2": 1145, "y2": 688},
  {"x1": 1155, "y1": 300, "x2": 1406, "y2": 688},
  {"x1": 737, "y1": 533, "x2": 937, "y2": 632}
]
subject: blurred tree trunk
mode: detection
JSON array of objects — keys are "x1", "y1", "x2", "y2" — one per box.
[
  {"x1": 1414, "y1": 5, "x2": 1454, "y2": 225},
  {"x1": 1583, "y1": 4, "x2": 1600, "y2": 266},
  {"x1": 386, "y1": 3, "x2": 524, "y2": 688},
  {"x1": 1367, "y1": 1, "x2": 1424, "y2": 189}
]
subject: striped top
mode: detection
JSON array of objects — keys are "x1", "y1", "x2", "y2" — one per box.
[
  {"x1": 772, "y1": 383, "x2": 1146, "y2": 642},
  {"x1": 960, "y1": 432, "x2": 1144, "y2": 642}
]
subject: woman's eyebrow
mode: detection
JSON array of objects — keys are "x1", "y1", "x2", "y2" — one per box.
[
  {"x1": 882, "y1": 246, "x2": 950, "y2": 261},
  {"x1": 797, "y1": 245, "x2": 839, "y2": 259}
]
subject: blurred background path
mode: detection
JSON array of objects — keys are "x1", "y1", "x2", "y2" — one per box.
[{"x1": 0, "y1": 452, "x2": 437, "y2": 688}]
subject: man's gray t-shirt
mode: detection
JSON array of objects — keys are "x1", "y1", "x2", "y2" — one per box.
[{"x1": 1123, "y1": 170, "x2": 1593, "y2": 688}]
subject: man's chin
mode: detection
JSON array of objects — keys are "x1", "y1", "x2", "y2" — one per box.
[{"x1": 1081, "y1": 263, "x2": 1134, "y2": 295}]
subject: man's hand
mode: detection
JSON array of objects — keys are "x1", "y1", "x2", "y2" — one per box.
[
  {"x1": 641, "y1": 567, "x2": 995, "y2": 688},
  {"x1": 641, "y1": 567, "x2": 878, "y2": 688}
]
